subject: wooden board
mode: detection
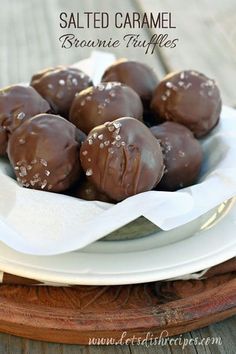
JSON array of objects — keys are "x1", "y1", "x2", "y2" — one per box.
[{"x1": 0, "y1": 272, "x2": 235, "y2": 344}]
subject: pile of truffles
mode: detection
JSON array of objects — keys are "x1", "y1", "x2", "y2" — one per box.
[{"x1": 0, "y1": 60, "x2": 222, "y2": 203}]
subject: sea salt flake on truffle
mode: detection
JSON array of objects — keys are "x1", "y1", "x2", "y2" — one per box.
[
  {"x1": 82, "y1": 150, "x2": 88, "y2": 156},
  {"x1": 19, "y1": 166, "x2": 27, "y2": 177},
  {"x1": 45, "y1": 170, "x2": 50, "y2": 176},
  {"x1": 72, "y1": 78, "x2": 78, "y2": 85},
  {"x1": 113, "y1": 122, "x2": 121, "y2": 129},
  {"x1": 100, "y1": 143, "x2": 104, "y2": 148},
  {"x1": 166, "y1": 82, "x2": 173, "y2": 88},
  {"x1": 80, "y1": 100, "x2": 85, "y2": 106},
  {"x1": 19, "y1": 138, "x2": 25, "y2": 144},
  {"x1": 40, "y1": 158, "x2": 48, "y2": 167},
  {"x1": 88, "y1": 139, "x2": 93, "y2": 145},
  {"x1": 180, "y1": 72, "x2": 185, "y2": 80},
  {"x1": 104, "y1": 140, "x2": 110, "y2": 146},
  {"x1": 86, "y1": 168, "x2": 93, "y2": 176},
  {"x1": 115, "y1": 135, "x2": 121, "y2": 141},
  {"x1": 16, "y1": 112, "x2": 26, "y2": 120},
  {"x1": 178, "y1": 150, "x2": 185, "y2": 157},
  {"x1": 108, "y1": 125, "x2": 115, "y2": 132},
  {"x1": 98, "y1": 134, "x2": 104, "y2": 140},
  {"x1": 109, "y1": 90, "x2": 116, "y2": 97},
  {"x1": 41, "y1": 180, "x2": 47, "y2": 189},
  {"x1": 166, "y1": 90, "x2": 171, "y2": 97},
  {"x1": 59, "y1": 79, "x2": 65, "y2": 86},
  {"x1": 48, "y1": 83, "x2": 53, "y2": 89}
]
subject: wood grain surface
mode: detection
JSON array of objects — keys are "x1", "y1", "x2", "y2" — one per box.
[
  {"x1": 0, "y1": 273, "x2": 235, "y2": 347},
  {"x1": 0, "y1": 0, "x2": 236, "y2": 352}
]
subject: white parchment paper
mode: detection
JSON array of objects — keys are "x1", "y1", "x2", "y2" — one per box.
[{"x1": 0, "y1": 51, "x2": 236, "y2": 255}]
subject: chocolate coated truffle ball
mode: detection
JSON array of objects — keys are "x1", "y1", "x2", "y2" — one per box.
[
  {"x1": 8, "y1": 114, "x2": 82, "y2": 192},
  {"x1": 151, "y1": 122, "x2": 203, "y2": 191},
  {"x1": 0, "y1": 85, "x2": 50, "y2": 156},
  {"x1": 31, "y1": 66, "x2": 93, "y2": 118},
  {"x1": 151, "y1": 70, "x2": 222, "y2": 138},
  {"x1": 69, "y1": 82, "x2": 143, "y2": 134},
  {"x1": 102, "y1": 59, "x2": 159, "y2": 109},
  {"x1": 80, "y1": 117, "x2": 164, "y2": 201}
]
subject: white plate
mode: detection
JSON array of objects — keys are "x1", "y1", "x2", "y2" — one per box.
[{"x1": 0, "y1": 197, "x2": 235, "y2": 285}]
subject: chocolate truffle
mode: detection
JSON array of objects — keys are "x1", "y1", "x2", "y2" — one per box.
[
  {"x1": 151, "y1": 70, "x2": 222, "y2": 138},
  {"x1": 101, "y1": 59, "x2": 159, "y2": 109},
  {"x1": 8, "y1": 114, "x2": 82, "y2": 192},
  {"x1": 151, "y1": 122, "x2": 203, "y2": 191},
  {"x1": 31, "y1": 66, "x2": 93, "y2": 118},
  {"x1": 0, "y1": 84, "x2": 50, "y2": 156},
  {"x1": 69, "y1": 82, "x2": 143, "y2": 134},
  {"x1": 80, "y1": 117, "x2": 164, "y2": 201},
  {"x1": 72, "y1": 179, "x2": 113, "y2": 203}
]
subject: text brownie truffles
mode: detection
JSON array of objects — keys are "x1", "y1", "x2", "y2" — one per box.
[{"x1": 0, "y1": 59, "x2": 222, "y2": 203}]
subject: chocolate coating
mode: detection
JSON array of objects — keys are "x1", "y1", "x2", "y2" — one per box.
[
  {"x1": 69, "y1": 82, "x2": 143, "y2": 134},
  {"x1": 151, "y1": 122, "x2": 203, "y2": 191},
  {"x1": 72, "y1": 179, "x2": 113, "y2": 203},
  {"x1": 31, "y1": 66, "x2": 93, "y2": 118},
  {"x1": 8, "y1": 114, "x2": 82, "y2": 192},
  {"x1": 151, "y1": 70, "x2": 222, "y2": 138},
  {"x1": 102, "y1": 59, "x2": 159, "y2": 109},
  {"x1": 0, "y1": 85, "x2": 50, "y2": 156},
  {"x1": 80, "y1": 117, "x2": 164, "y2": 201}
]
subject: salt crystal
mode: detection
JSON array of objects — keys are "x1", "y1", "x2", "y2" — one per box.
[
  {"x1": 59, "y1": 79, "x2": 65, "y2": 86},
  {"x1": 41, "y1": 180, "x2": 47, "y2": 189},
  {"x1": 16, "y1": 112, "x2": 25, "y2": 120},
  {"x1": 166, "y1": 82, "x2": 173, "y2": 88},
  {"x1": 19, "y1": 138, "x2": 25, "y2": 144},
  {"x1": 40, "y1": 158, "x2": 47, "y2": 167},
  {"x1": 86, "y1": 168, "x2": 93, "y2": 176},
  {"x1": 72, "y1": 78, "x2": 78, "y2": 85},
  {"x1": 108, "y1": 125, "x2": 115, "y2": 132}
]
